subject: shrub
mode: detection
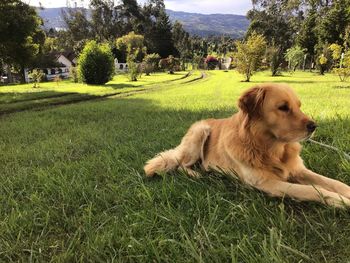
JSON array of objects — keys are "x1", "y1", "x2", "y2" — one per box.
[
  {"x1": 69, "y1": 67, "x2": 79, "y2": 83},
  {"x1": 233, "y1": 32, "x2": 267, "y2": 82},
  {"x1": 78, "y1": 41, "x2": 115, "y2": 85},
  {"x1": 159, "y1": 55, "x2": 180, "y2": 74},
  {"x1": 318, "y1": 54, "x2": 328, "y2": 75},
  {"x1": 192, "y1": 54, "x2": 203, "y2": 70},
  {"x1": 142, "y1": 53, "x2": 161, "y2": 75},
  {"x1": 333, "y1": 68, "x2": 350, "y2": 81},
  {"x1": 333, "y1": 51, "x2": 350, "y2": 82},
  {"x1": 127, "y1": 54, "x2": 140, "y2": 81},
  {"x1": 29, "y1": 69, "x2": 44, "y2": 88},
  {"x1": 284, "y1": 46, "x2": 306, "y2": 72},
  {"x1": 205, "y1": 56, "x2": 219, "y2": 70}
]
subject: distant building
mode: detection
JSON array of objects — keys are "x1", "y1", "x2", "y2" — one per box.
[
  {"x1": 114, "y1": 58, "x2": 128, "y2": 72},
  {"x1": 25, "y1": 51, "x2": 78, "y2": 83}
]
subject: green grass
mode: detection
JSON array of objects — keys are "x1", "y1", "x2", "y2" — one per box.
[{"x1": 0, "y1": 70, "x2": 350, "y2": 262}]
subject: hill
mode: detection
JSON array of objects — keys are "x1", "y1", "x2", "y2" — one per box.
[{"x1": 38, "y1": 8, "x2": 249, "y2": 38}]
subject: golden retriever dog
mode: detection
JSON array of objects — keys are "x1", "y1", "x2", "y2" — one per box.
[{"x1": 144, "y1": 83, "x2": 350, "y2": 207}]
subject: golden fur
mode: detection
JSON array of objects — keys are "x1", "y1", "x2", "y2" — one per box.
[{"x1": 144, "y1": 83, "x2": 350, "y2": 207}]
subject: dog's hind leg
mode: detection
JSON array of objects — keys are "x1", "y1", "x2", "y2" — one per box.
[
  {"x1": 176, "y1": 121, "x2": 211, "y2": 178},
  {"x1": 144, "y1": 121, "x2": 211, "y2": 177}
]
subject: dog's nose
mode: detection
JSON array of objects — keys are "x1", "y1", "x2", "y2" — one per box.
[{"x1": 306, "y1": 121, "x2": 317, "y2": 132}]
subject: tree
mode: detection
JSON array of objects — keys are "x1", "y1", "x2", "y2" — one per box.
[
  {"x1": 172, "y1": 21, "x2": 191, "y2": 69},
  {"x1": 233, "y1": 32, "x2": 267, "y2": 82},
  {"x1": 142, "y1": 53, "x2": 161, "y2": 75},
  {"x1": 205, "y1": 56, "x2": 219, "y2": 70},
  {"x1": 333, "y1": 50, "x2": 350, "y2": 81},
  {"x1": 116, "y1": 32, "x2": 146, "y2": 81},
  {"x1": 116, "y1": 31, "x2": 146, "y2": 63},
  {"x1": 62, "y1": 7, "x2": 92, "y2": 52},
  {"x1": 329, "y1": 43, "x2": 342, "y2": 67},
  {"x1": 247, "y1": 0, "x2": 296, "y2": 76},
  {"x1": 142, "y1": 0, "x2": 176, "y2": 57},
  {"x1": 316, "y1": 0, "x2": 350, "y2": 46},
  {"x1": 0, "y1": 0, "x2": 45, "y2": 82},
  {"x1": 159, "y1": 55, "x2": 180, "y2": 74},
  {"x1": 284, "y1": 46, "x2": 307, "y2": 72},
  {"x1": 296, "y1": 5, "x2": 318, "y2": 66},
  {"x1": 78, "y1": 41, "x2": 115, "y2": 85}
]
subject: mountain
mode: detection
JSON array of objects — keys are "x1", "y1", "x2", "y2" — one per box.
[
  {"x1": 166, "y1": 10, "x2": 249, "y2": 38},
  {"x1": 38, "y1": 8, "x2": 249, "y2": 38}
]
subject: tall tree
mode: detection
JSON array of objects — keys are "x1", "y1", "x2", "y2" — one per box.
[
  {"x1": 142, "y1": 0, "x2": 176, "y2": 57},
  {"x1": 247, "y1": 0, "x2": 298, "y2": 75},
  {"x1": 0, "y1": 0, "x2": 45, "y2": 82},
  {"x1": 172, "y1": 21, "x2": 191, "y2": 68}
]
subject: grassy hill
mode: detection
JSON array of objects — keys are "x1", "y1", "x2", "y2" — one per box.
[
  {"x1": 38, "y1": 8, "x2": 249, "y2": 38},
  {"x1": 1, "y1": 71, "x2": 350, "y2": 261}
]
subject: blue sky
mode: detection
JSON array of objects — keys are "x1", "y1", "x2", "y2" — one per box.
[{"x1": 25, "y1": 0, "x2": 252, "y2": 15}]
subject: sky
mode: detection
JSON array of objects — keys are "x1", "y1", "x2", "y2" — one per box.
[{"x1": 24, "y1": 0, "x2": 252, "y2": 15}]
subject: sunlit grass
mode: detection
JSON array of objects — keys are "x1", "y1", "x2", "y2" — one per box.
[{"x1": 0, "y1": 70, "x2": 349, "y2": 262}]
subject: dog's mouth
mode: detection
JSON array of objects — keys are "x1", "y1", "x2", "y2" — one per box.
[{"x1": 300, "y1": 131, "x2": 315, "y2": 142}]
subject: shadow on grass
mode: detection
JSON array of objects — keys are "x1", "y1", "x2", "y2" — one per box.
[
  {"x1": 104, "y1": 83, "x2": 137, "y2": 89},
  {"x1": 0, "y1": 90, "x2": 103, "y2": 115},
  {"x1": 1, "y1": 96, "x2": 350, "y2": 261},
  {"x1": 0, "y1": 91, "x2": 76, "y2": 104},
  {"x1": 333, "y1": 85, "x2": 350, "y2": 89}
]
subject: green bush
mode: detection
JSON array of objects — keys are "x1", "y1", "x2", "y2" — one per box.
[
  {"x1": 29, "y1": 69, "x2": 44, "y2": 88},
  {"x1": 78, "y1": 41, "x2": 115, "y2": 85},
  {"x1": 69, "y1": 67, "x2": 79, "y2": 83}
]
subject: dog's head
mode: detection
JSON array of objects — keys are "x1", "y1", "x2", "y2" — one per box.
[{"x1": 238, "y1": 83, "x2": 316, "y2": 142}]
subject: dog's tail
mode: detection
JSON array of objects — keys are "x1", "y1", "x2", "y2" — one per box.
[
  {"x1": 144, "y1": 121, "x2": 211, "y2": 177},
  {"x1": 144, "y1": 148, "x2": 182, "y2": 177}
]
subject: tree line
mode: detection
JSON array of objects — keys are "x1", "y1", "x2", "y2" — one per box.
[{"x1": 1, "y1": 0, "x2": 350, "y2": 83}]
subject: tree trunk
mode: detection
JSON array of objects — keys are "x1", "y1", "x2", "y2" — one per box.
[
  {"x1": 6, "y1": 65, "x2": 13, "y2": 83},
  {"x1": 20, "y1": 65, "x2": 26, "y2": 83}
]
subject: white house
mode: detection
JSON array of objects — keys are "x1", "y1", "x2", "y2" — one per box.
[
  {"x1": 25, "y1": 52, "x2": 77, "y2": 83},
  {"x1": 114, "y1": 58, "x2": 128, "y2": 72}
]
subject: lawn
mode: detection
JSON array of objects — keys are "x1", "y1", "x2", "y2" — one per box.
[
  {"x1": 0, "y1": 70, "x2": 350, "y2": 262},
  {"x1": 0, "y1": 71, "x2": 192, "y2": 114}
]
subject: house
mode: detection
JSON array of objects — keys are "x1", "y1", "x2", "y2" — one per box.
[
  {"x1": 114, "y1": 58, "x2": 129, "y2": 72},
  {"x1": 25, "y1": 51, "x2": 78, "y2": 83}
]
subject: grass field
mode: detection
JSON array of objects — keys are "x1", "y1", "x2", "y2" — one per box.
[{"x1": 1, "y1": 70, "x2": 350, "y2": 262}]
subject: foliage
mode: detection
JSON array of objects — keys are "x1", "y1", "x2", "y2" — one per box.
[
  {"x1": 205, "y1": 56, "x2": 219, "y2": 70},
  {"x1": 192, "y1": 54, "x2": 204, "y2": 70},
  {"x1": 333, "y1": 50, "x2": 350, "y2": 81},
  {"x1": 317, "y1": 44, "x2": 333, "y2": 75},
  {"x1": 116, "y1": 31, "x2": 146, "y2": 63},
  {"x1": 29, "y1": 69, "x2": 44, "y2": 88},
  {"x1": 285, "y1": 46, "x2": 307, "y2": 72},
  {"x1": 116, "y1": 32, "x2": 147, "y2": 82},
  {"x1": 142, "y1": 0, "x2": 177, "y2": 57},
  {"x1": 127, "y1": 54, "x2": 140, "y2": 81},
  {"x1": 247, "y1": 0, "x2": 295, "y2": 76},
  {"x1": 78, "y1": 41, "x2": 115, "y2": 85},
  {"x1": 142, "y1": 53, "x2": 161, "y2": 75},
  {"x1": 329, "y1": 43, "x2": 342, "y2": 61},
  {"x1": 328, "y1": 43, "x2": 343, "y2": 68},
  {"x1": 234, "y1": 32, "x2": 267, "y2": 82},
  {"x1": 0, "y1": 0, "x2": 45, "y2": 82},
  {"x1": 69, "y1": 67, "x2": 79, "y2": 83},
  {"x1": 265, "y1": 45, "x2": 281, "y2": 75},
  {"x1": 159, "y1": 55, "x2": 180, "y2": 74},
  {"x1": 172, "y1": 21, "x2": 191, "y2": 69}
]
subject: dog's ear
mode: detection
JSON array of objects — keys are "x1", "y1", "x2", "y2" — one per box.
[{"x1": 238, "y1": 86, "x2": 266, "y2": 118}]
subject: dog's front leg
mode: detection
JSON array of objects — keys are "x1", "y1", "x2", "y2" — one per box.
[
  {"x1": 254, "y1": 178, "x2": 350, "y2": 208},
  {"x1": 293, "y1": 169, "x2": 350, "y2": 199}
]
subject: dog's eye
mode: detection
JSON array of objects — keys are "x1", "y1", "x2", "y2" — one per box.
[{"x1": 278, "y1": 105, "x2": 289, "y2": 112}]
